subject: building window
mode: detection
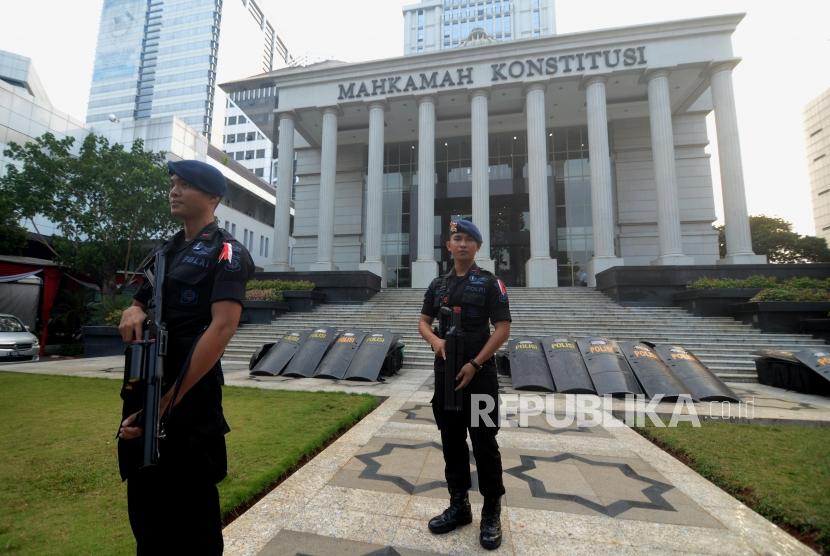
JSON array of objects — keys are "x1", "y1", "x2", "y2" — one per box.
[
  {"x1": 226, "y1": 135, "x2": 236, "y2": 143},
  {"x1": 224, "y1": 220, "x2": 229, "y2": 230},
  {"x1": 227, "y1": 116, "x2": 237, "y2": 125},
  {"x1": 235, "y1": 152, "x2": 244, "y2": 160},
  {"x1": 238, "y1": 115, "x2": 246, "y2": 124},
  {"x1": 231, "y1": 223, "x2": 236, "y2": 237},
  {"x1": 259, "y1": 235, "x2": 264, "y2": 256},
  {"x1": 236, "y1": 133, "x2": 245, "y2": 141},
  {"x1": 254, "y1": 168, "x2": 264, "y2": 177},
  {"x1": 265, "y1": 237, "x2": 269, "y2": 258},
  {"x1": 255, "y1": 149, "x2": 265, "y2": 158},
  {"x1": 246, "y1": 131, "x2": 256, "y2": 141}
]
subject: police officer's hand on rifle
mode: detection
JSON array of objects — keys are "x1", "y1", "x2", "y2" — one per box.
[{"x1": 118, "y1": 302, "x2": 149, "y2": 440}]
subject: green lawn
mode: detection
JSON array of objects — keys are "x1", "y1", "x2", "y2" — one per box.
[
  {"x1": 637, "y1": 421, "x2": 830, "y2": 554},
  {"x1": 0, "y1": 372, "x2": 377, "y2": 555}
]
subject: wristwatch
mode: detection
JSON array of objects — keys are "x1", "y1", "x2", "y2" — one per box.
[{"x1": 468, "y1": 359, "x2": 482, "y2": 372}]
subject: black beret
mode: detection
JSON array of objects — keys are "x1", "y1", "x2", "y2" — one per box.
[
  {"x1": 168, "y1": 160, "x2": 227, "y2": 197},
  {"x1": 449, "y1": 219, "x2": 483, "y2": 244}
]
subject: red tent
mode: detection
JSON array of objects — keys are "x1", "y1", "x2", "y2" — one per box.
[{"x1": 0, "y1": 256, "x2": 65, "y2": 356}]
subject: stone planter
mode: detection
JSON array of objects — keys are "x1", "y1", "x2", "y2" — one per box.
[
  {"x1": 731, "y1": 302, "x2": 830, "y2": 334},
  {"x1": 282, "y1": 290, "x2": 325, "y2": 312},
  {"x1": 82, "y1": 325, "x2": 125, "y2": 358},
  {"x1": 672, "y1": 288, "x2": 761, "y2": 317},
  {"x1": 241, "y1": 300, "x2": 289, "y2": 324},
  {"x1": 799, "y1": 318, "x2": 830, "y2": 343}
]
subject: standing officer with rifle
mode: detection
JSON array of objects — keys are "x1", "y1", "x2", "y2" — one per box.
[
  {"x1": 418, "y1": 219, "x2": 512, "y2": 550},
  {"x1": 117, "y1": 159, "x2": 254, "y2": 554}
]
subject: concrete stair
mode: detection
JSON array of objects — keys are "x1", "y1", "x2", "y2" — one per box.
[{"x1": 223, "y1": 287, "x2": 828, "y2": 383}]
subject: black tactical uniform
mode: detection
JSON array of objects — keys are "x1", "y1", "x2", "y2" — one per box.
[
  {"x1": 421, "y1": 262, "x2": 511, "y2": 545},
  {"x1": 119, "y1": 221, "x2": 253, "y2": 555}
]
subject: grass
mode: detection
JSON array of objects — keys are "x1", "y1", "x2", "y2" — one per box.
[
  {"x1": 0, "y1": 372, "x2": 378, "y2": 555},
  {"x1": 636, "y1": 421, "x2": 830, "y2": 554}
]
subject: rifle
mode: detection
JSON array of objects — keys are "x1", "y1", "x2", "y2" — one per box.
[
  {"x1": 439, "y1": 305, "x2": 465, "y2": 412},
  {"x1": 123, "y1": 250, "x2": 168, "y2": 468}
]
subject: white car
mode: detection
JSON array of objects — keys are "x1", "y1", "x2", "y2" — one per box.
[{"x1": 0, "y1": 314, "x2": 40, "y2": 362}]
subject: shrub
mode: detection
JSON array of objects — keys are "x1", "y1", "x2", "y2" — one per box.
[
  {"x1": 244, "y1": 279, "x2": 315, "y2": 301},
  {"x1": 87, "y1": 295, "x2": 134, "y2": 326},
  {"x1": 750, "y1": 288, "x2": 830, "y2": 302},
  {"x1": 245, "y1": 288, "x2": 282, "y2": 302},
  {"x1": 688, "y1": 275, "x2": 778, "y2": 289}
]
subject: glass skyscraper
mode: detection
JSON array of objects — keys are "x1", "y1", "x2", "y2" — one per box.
[
  {"x1": 403, "y1": 0, "x2": 556, "y2": 55},
  {"x1": 86, "y1": 0, "x2": 289, "y2": 142}
]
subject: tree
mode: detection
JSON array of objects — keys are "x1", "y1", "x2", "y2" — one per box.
[
  {"x1": 715, "y1": 215, "x2": 830, "y2": 263},
  {"x1": 1, "y1": 132, "x2": 178, "y2": 293}
]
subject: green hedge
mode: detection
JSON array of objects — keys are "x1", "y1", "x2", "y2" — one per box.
[
  {"x1": 688, "y1": 275, "x2": 778, "y2": 289},
  {"x1": 750, "y1": 288, "x2": 830, "y2": 302},
  {"x1": 687, "y1": 276, "x2": 830, "y2": 303},
  {"x1": 689, "y1": 275, "x2": 830, "y2": 290},
  {"x1": 244, "y1": 279, "x2": 315, "y2": 302}
]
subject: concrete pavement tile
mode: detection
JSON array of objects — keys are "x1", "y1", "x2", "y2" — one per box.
[
  {"x1": 305, "y1": 485, "x2": 411, "y2": 517},
  {"x1": 392, "y1": 516, "x2": 515, "y2": 556}
]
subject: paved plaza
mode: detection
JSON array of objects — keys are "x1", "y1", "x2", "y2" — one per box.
[{"x1": 3, "y1": 356, "x2": 828, "y2": 555}]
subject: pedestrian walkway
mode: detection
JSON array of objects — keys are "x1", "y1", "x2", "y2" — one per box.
[{"x1": 3, "y1": 356, "x2": 826, "y2": 554}]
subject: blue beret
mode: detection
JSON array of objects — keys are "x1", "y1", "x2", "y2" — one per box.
[
  {"x1": 449, "y1": 219, "x2": 482, "y2": 244},
  {"x1": 168, "y1": 160, "x2": 227, "y2": 197}
]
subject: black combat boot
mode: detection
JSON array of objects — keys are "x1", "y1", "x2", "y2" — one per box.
[
  {"x1": 428, "y1": 489, "x2": 473, "y2": 534},
  {"x1": 479, "y1": 496, "x2": 502, "y2": 550}
]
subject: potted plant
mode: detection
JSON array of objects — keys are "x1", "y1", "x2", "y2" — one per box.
[
  {"x1": 280, "y1": 279, "x2": 323, "y2": 312},
  {"x1": 82, "y1": 294, "x2": 133, "y2": 357},
  {"x1": 242, "y1": 281, "x2": 290, "y2": 324},
  {"x1": 672, "y1": 275, "x2": 775, "y2": 317},
  {"x1": 731, "y1": 277, "x2": 830, "y2": 334}
]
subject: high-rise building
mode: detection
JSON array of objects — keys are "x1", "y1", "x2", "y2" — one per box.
[
  {"x1": 804, "y1": 88, "x2": 830, "y2": 246},
  {"x1": 403, "y1": 0, "x2": 556, "y2": 55},
  {"x1": 86, "y1": 0, "x2": 289, "y2": 144}
]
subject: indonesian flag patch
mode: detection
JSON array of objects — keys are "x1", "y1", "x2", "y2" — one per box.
[
  {"x1": 218, "y1": 241, "x2": 233, "y2": 263},
  {"x1": 496, "y1": 278, "x2": 508, "y2": 302}
]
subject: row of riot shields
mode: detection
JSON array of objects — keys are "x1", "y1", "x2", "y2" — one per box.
[
  {"x1": 248, "y1": 327, "x2": 405, "y2": 382},
  {"x1": 505, "y1": 336, "x2": 739, "y2": 402},
  {"x1": 754, "y1": 348, "x2": 830, "y2": 396}
]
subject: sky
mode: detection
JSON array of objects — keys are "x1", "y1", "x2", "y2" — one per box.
[{"x1": 1, "y1": 0, "x2": 828, "y2": 236}]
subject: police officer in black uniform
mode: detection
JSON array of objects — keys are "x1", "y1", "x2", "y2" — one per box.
[
  {"x1": 118, "y1": 159, "x2": 254, "y2": 555},
  {"x1": 418, "y1": 219, "x2": 512, "y2": 550}
]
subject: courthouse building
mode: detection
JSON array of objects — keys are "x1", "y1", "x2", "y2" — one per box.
[{"x1": 222, "y1": 13, "x2": 764, "y2": 288}]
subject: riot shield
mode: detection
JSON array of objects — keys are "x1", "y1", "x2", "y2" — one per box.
[
  {"x1": 754, "y1": 348, "x2": 830, "y2": 396},
  {"x1": 541, "y1": 336, "x2": 595, "y2": 394},
  {"x1": 249, "y1": 342, "x2": 276, "y2": 371},
  {"x1": 619, "y1": 341, "x2": 688, "y2": 401},
  {"x1": 282, "y1": 326, "x2": 338, "y2": 378},
  {"x1": 508, "y1": 338, "x2": 555, "y2": 392},
  {"x1": 577, "y1": 337, "x2": 643, "y2": 396},
  {"x1": 249, "y1": 330, "x2": 307, "y2": 376},
  {"x1": 314, "y1": 331, "x2": 367, "y2": 379},
  {"x1": 652, "y1": 344, "x2": 739, "y2": 402},
  {"x1": 344, "y1": 331, "x2": 401, "y2": 381}
]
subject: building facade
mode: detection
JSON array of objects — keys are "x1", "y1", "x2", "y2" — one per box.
[
  {"x1": 223, "y1": 14, "x2": 765, "y2": 288},
  {"x1": 1, "y1": 49, "x2": 277, "y2": 269},
  {"x1": 86, "y1": 0, "x2": 289, "y2": 143},
  {"x1": 804, "y1": 88, "x2": 830, "y2": 246},
  {"x1": 0, "y1": 50, "x2": 88, "y2": 236},
  {"x1": 222, "y1": 90, "x2": 276, "y2": 184},
  {"x1": 403, "y1": 0, "x2": 556, "y2": 55}
]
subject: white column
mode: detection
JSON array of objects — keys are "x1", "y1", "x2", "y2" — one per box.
[
  {"x1": 647, "y1": 70, "x2": 694, "y2": 266},
  {"x1": 585, "y1": 76, "x2": 625, "y2": 286},
  {"x1": 412, "y1": 96, "x2": 438, "y2": 287},
  {"x1": 471, "y1": 90, "x2": 494, "y2": 273},
  {"x1": 267, "y1": 112, "x2": 294, "y2": 271},
  {"x1": 711, "y1": 63, "x2": 766, "y2": 264},
  {"x1": 310, "y1": 107, "x2": 338, "y2": 271},
  {"x1": 359, "y1": 101, "x2": 387, "y2": 285},
  {"x1": 524, "y1": 83, "x2": 558, "y2": 287}
]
